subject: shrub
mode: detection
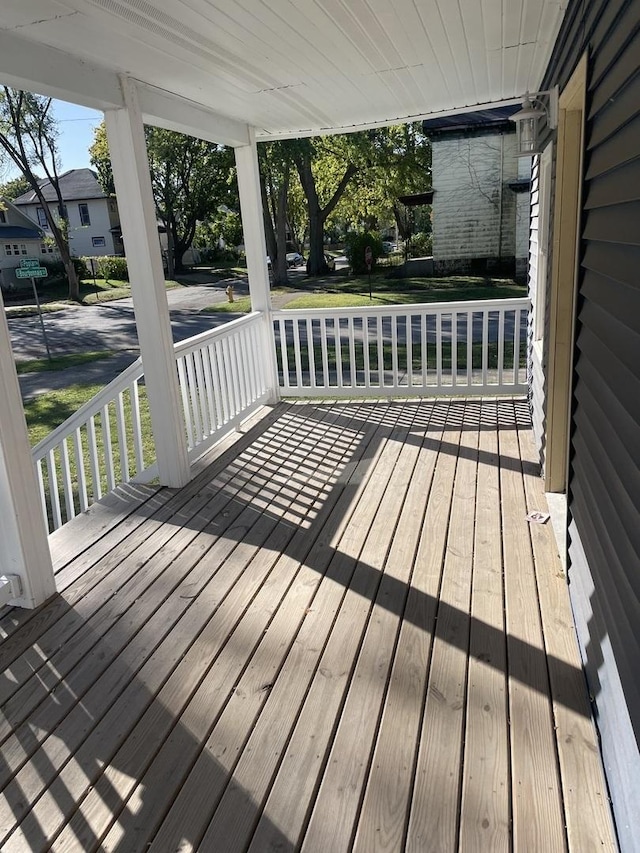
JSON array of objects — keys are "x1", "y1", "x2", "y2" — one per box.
[
  {"x1": 407, "y1": 232, "x2": 433, "y2": 258},
  {"x1": 95, "y1": 255, "x2": 129, "y2": 282},
  {"x1": 344, "y1": 231, "x2": 384, "y2": 274}
]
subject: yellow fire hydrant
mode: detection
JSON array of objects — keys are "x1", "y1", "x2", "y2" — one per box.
[{"x1": 225, "y1": 284, "x2": 234, "y2": 303}]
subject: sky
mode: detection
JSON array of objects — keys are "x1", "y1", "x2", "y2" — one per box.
[{"x1": 1, "y1": 98, "x2": 103, "y2": 182}]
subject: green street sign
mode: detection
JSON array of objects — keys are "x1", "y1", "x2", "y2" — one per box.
[
  {"x1": 15, "y1": 267, "x2": 48, "y2": 279},
  {"x1": 20, "y1": 258, "x2": 41, "y2": 269}
]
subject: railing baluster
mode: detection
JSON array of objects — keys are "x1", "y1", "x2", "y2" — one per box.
[
  {"x1": 391, "y1": 315, "x2": 399, "y2": 388},
  {"x1": 498, "y1": 307, "x2": 505, "y2": 387},
  {"x1": 451, "y1": 311, "x2": 457, "y2": 388},
  {"x1": 177, "y1": 357, "x2": 194, "y2": 449},
  {"x1": 335, "y1": 316, "x2": 343, "y2": 389},
  {"x1": 193, "y1": 347, "x2": 210, "y2": 438},
  {"x1": 88, "y1": 415, "x2": 102, "y2": 501},
  {"x1": 60, "y1": 438, "x2": 75, "y2": 523},
  {"x1": 47, "y1": 449, "x2": 62, "y2": 531},
  {"x1": 348, "y1": 316, "x2": 356, "y2": 388},
  {"x1": 377, "y1": 314, "x2": 384, "y2": 388},
  {"x1": 102, "y1": 404, "x2": 116, "y2": 491},
  {"x1": 364, "y1": 316, "x2": 371, "y2": 388},
  {"x1": 406, "y1": 314, "x2": 413, "y2": 388},
  {"x1": 513, "y1": 307, "x2": 520, "y2": 386},
  {"x1": 185, "y1": 352, "x2": 203, "y2": 443},
  {"x1": 293, "y1": 318, "x2": 303, "y2": 387},
  {"x1": 73, "y1": 427, "x2": 89, "y2": 513},
  {"x1": 115, "y1": 391, "x2": 130, "y2": 483},
  {"x1": 436, "y1": 312, "x2": 443, "y2": 388},
  {"x1": 278, "y1": 317, "x2": 290, "y2": 390},
  {"x1": 306, "y1": 318, "x2": 316, "y2": 389},
  {"x1": 467, "y1": 310, "x2": 473, "y2": 386},
  {"x1": 482, "y1": 309, "x2": 489, "y2": 386},
  {"x1": 422, "y1": 312, "x2": 428, "y2": 387},
  {"x1": 320, "y1": 317, "x2": 329, "y2": 389},
  {"x1": 130, "y1": 381, "x2": 144, "y2": 474},
  {"x1": 36, "y1": 460, "x2": 48, "y2": 529}
]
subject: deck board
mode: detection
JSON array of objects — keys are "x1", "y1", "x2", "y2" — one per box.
[{"x1": 0, "y1": 399, "x2": 617, "y2": 852}]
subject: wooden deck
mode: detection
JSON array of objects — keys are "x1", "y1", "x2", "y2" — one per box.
[{"x1": 0, "y1": 398, "x2": 617, "y2": 852}]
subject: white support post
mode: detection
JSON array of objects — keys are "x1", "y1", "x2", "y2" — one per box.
[
  {"x1": 105, "y1": 76, "x2": 190, "y2": 487},
  {"x1": 235, "y1": 130, "x2": 280, "y2": 401},
  {"x1": 0, "y1": 298, "x2": 56, "y2": 608}
]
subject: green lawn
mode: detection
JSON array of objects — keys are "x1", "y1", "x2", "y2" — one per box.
[
  {"x1": 15, "y1": 350, "x2": 114, "y2": 375},
  {"x1": 25, "y1": 382, "x2": 155, "y2": 528}
]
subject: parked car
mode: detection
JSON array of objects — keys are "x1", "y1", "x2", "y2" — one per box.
[
  {"x1": 382, "y1": 241, "x2": 396, "y2": 253},
  {"x1": 286, "y1": 252, "x2": 305, "y2": 268}
]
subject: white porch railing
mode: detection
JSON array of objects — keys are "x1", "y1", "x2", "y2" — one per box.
[
  {"x1": 273, "y1": 297, "x2": 530, "y2": 397},
  {"x1": 32, "y1": 312, "x2": 271, "y2": 533}
]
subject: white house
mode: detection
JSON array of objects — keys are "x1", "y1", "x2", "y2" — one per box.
[
  {"x1": 424, "y1": 108, "x2": 531, "y2": 282},
  {"x1": 12, "y1": 168, "x2": 122, "y2": 257},
  {"x1": 0, "y1": 196, "x2": 55, "y2": 291}
]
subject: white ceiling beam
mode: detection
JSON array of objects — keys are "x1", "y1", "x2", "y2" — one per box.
[
  {"x1": 0, "y1": 29, "x2": 123, "y2": 110},
  {"x1": 136, "y1": 84, "x2": 250, "y2": 148}
]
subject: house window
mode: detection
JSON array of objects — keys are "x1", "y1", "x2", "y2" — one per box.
[
  {"x1": 36, "y1": 207, "x2": 49, "y2": 228},
  {"x1": 12, "y1": 244, "x2": 20, "y2": 255},
  {"x1": 92, "y1": 236, "x2": 106, "y2": 248},
  {"x1": 20, "y1": 244, "x2": 27, "y2": 254},
  {"x1": 4, "y1": 244, "x2": 11, "y2": 256},
  {"x1": 0, "y1": 210, "x2": 6, "y2": 223},
  {"x1": 58, "y1": 204, "x2": 68, "y2": 221},
  {"x1": 78, "y1": 203, "x2": 91, "y2": 226},
  {"x1": 41, "y1": 242, "x2": 54, "y2": 254}
]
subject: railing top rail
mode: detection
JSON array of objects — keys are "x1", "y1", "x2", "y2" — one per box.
[
  {"x1": 273, "y1": 297, "x2": 530, "y2": 318},
  {"x1": 174, "y1": 311, "x2": 262, "y2": 356},
  {"x1": 32, "y1": 356, "x2": 144, "y2": 459}
]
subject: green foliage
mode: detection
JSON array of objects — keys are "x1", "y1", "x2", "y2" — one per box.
[
  {"x1": 407, "y1": 232, "x2": 433, "y2": 258},
  {"x1": 344, "y1": 231, "x2": 384, "y2": 274},
  {"x1": 95, "y1": 255, "x2": 129, "y2": 282},
  {"x1": 0, "y1": 174, "x2": 33, "y2": 200},
  {"x1": 40, "y1": 256, "x2": 88, "y2": 280}
]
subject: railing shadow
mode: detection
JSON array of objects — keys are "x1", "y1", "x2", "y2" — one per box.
[{"x1": 0, "y1": 397, "x2": 593, "y2": 850}]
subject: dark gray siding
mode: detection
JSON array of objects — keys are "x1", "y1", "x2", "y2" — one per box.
[{"x1": 543, "y1": 0, "x2": 640, "y2": 848}]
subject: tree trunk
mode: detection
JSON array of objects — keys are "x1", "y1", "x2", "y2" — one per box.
[{"x1": 272, "y1": 168, "x2": 290, "y2": 287}]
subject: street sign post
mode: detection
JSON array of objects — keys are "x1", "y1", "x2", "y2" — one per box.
[{"x1": 14, "y1": 265, "x2": 51, "y2": 360}]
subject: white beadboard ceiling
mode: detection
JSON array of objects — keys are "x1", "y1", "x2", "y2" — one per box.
[{"x1": 0, "y1": 0, "x2": 567, "y2": 143}]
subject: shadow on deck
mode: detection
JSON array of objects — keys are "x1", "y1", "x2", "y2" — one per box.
[{"x1": 0, "y1": 398, "x2": 616, "y2": 852}]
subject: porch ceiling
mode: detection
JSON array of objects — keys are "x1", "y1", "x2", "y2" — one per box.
[{"x1": 0, "y1": 0, "x2": 567, "y2": 142}]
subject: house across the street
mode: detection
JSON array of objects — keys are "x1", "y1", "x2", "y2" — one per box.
[
  {"x1": 0, "y1": 196, "x2": 55, "y2": 292},
  {"x1": 12, "y1": 167, "x2": 122, "y2": 257}
]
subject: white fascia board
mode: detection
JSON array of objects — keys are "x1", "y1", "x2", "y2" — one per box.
[
  {"x1": 0, "y1": 30, "x2": 123, "y2": 110},
  {"x1": 137, "y1": 84, "x2": 250, "y2": 148}
]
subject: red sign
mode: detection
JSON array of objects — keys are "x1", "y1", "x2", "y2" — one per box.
[{"x1": 365, "y1": 245, "x2": 373, "y2": 269}]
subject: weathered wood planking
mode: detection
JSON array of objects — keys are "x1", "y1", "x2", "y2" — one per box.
[
  {"x1": 405, "y1": 400, "x2": 477, "y2": 852},
  {"x1": 517, "y1": 416, "x2": 616, "y2": 852},
  {"x1": 499, "y1": 401, "x2": 567, "y2": 851},
  {"x1": 459, "y1": 399, "x2": 509, "y2": 851},
  {"x1": 0, "y1": 399, "x2": 617, "y2": 853}
]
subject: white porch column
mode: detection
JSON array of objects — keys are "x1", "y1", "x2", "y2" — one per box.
[
  {"x1": 234, "y1": 130, "x2": 280, "y2": 400},
  {"x1": 105, "y1": 76, "x2": 190, "y2": 487},
  {"x1": 0, "y1": 301, "x2": 55, "y2": 608}
]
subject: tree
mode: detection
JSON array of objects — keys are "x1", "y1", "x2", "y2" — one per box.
[
  {"x1": 91, "y1": 123, "x2": 235, "y2": 275},
  {"x1": 0, "y1": 174, "x2": 33, "y2": 200},
  {"x1": 0, "y1": 88, "x2": 80, "y2": 300},
  {"x1": 290, "y1": 136, "x2": 362, "y2": 275},
  {"x1": 259, "y1": 142, "x2": 295, "y2": 287}
]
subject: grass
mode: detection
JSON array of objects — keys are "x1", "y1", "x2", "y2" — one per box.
[
  {"x1": 15, "y1": 350, "x2": 114, "y2": 375},
  {"x1": 4, "y1": 277, "x2": 183, "y2": 315},
  {"x1": 25, "y1": 382, "x2": 155, "y2": 529},
  {"x1": 278, "y1": 340, "x2": 526, "y2": 376},
  {"x1": 283, "y1": 274, "x2": 525, "y2": 310},
  {"x1": 202, "y1": 295, "x2": 253, "y2": 314}
]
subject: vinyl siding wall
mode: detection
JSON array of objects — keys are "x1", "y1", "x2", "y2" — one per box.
[{"x1": 541, "y1": 0, "x2": 640, "y2": 847}]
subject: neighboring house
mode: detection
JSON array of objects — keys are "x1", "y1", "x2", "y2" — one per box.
[
  {"x1": 0, "y1": 196, "x2": 56, "y2": 291},
  {"x1": 424, "y1": 108, "x2": 531, "y2": 282},
  {"x1": 12, "y1": 168, "x2": 122, "y2": 257}
]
